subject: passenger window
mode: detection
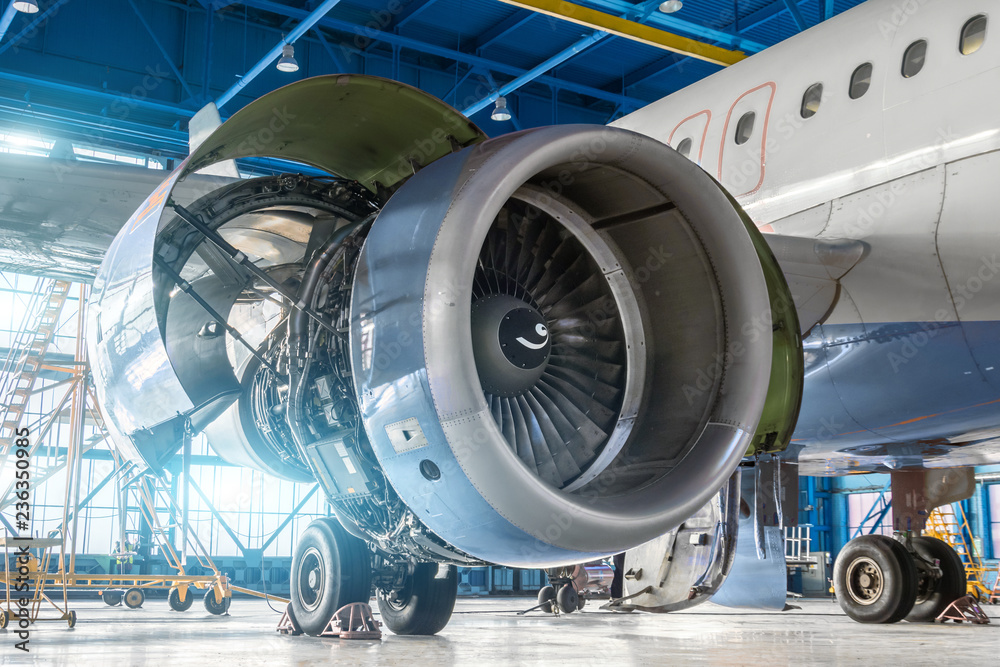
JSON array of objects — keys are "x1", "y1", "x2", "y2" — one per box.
[
  {"x1": 901, "y1": 39, "x2": 927, "y2": 77},
  {"x1": 675, "y1": 137, "x2": 692, "y2": 157},
  {"x1": 849, "y1": 63, "x2": 873, "y2": 99},
  {"x1": 734, "y1": 111, "x2": 755, "y2": 145},
  {"x1": 800, "y1": 83, "x2": 823, "y2": 118},
  {"x1": 960, "y1": 15, "x2": 987, "y2": 55}
]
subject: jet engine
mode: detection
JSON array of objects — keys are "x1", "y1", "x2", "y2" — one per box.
[{"x1": 88, "y1": 75, "x2": 802, "y2": 572}]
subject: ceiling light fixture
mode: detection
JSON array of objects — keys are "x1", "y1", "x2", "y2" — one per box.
[
  {"x1": 491, "y1": 96, "x2": 511, "y2": 122},
  {"x1": 276, "y1": 43, "x2": 299, "y2": 73},
  {"x1": 658, "y1": 0, "x2": 683, "y2": 13},
  {"x1": 13, "y1": 0, "x2": 39, "y2": 12}
]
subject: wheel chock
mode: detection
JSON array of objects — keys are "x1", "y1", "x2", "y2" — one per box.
[
  {"x1": 319, "y1": 602, "x2": 382, "y2": 640},
  {"x1": 276, "y1": 606, "x2": 303, "y2": 636},
  {"x1": 935, "y1": 595, "x2": 991, "y2": 624}
]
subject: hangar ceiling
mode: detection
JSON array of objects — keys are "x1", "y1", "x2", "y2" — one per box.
[{"x1": 0, "y1": 0, "x2": 867, "y2": 165}]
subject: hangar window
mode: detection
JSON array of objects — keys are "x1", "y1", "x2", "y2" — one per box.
[
  {"x1": 675, "y1": 137, "x2": 693, "y2": 157},
  {"x1": 901, "y1": 39, "x2": 927, "y2": 78},
  {"x1": 734, "y1": 111, "x2": 755, "y2": 145},
  {"x1": 989, "y1": 483, "x2": 1000, "y2": 558},
  {"x1": 849, "y1": 63, "x2": 873, "y2": 99},
  {"x1": 847, "y1": 492, "x2": 894, "y2": 538},
  {"x1": 960, "y1": 15, "x2": 987, "y2": 55},
  {"x1": 800, "y1": 83, "x2": 823, "y2": 118}
]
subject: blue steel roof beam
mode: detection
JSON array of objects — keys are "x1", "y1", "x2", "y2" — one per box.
[
  {"x1": 313, "y1": 27, "x2": 349, "y2": 71},
  {"x1": 0, "y1": 70, "x2": 198, "y2": 119},
  {"x1": 0, "y1": 2, "x2": 18, "y2": 44},
  {"x1": 473, "y1": 10, "x2": 535, "y2": 52},
  {"x1": 240, "y1": 0, "x2": 648, "y2": 109},
  {"x1": 560, "y1": 0, "x2": 659, "y2": 62},
  {"x1": 576, "y1": 0, "x2": 767, "y2": 52},
  {"x1": 126, "y1": 0, "x2": 197, "y2": 103},
  {"x1": 202, "y1": 5, "x2": 214, "y2": 102},
  {"x1": 0, "y1": 101, "x2": 190, "y2": 157},
  {"x1": 441, "y1": 66, "x2": 480, "y2": 106},
  {"x1": 390, "y1": 0, "x2": 441, "y2": 31},
  {"x1": 620, "y1": 52, "x2": 687, "y2": 89},
  {"x1": 737, "y1": 0, "x2": 812, "y2": 35},
  {"x1": 622, "y1": 0, "x2": 820, "y2": 92},
  {"x1": 462, "y1": 0, "x2": 672, "y2": 116},
  {"x1": 463, "y1": 31, "x2": 609, "y2": 116},
  {"x1": 781, "y1": 0, "x2": 810, "y2": 32},
  {"x1": 215, "y1": 0, "x2": 344, "y2": 109},
  {"x1": 0, "y1": 0, "x2": 70, "y2": 57}
]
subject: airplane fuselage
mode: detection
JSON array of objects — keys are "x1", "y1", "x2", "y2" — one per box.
[{"x1": 615, "y1": 0, "x2": 1000, "y2": 474}]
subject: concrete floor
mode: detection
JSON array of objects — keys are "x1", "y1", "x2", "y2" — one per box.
[{"x1": 3, "y1": 596, "x2": 998, "y2": 665}]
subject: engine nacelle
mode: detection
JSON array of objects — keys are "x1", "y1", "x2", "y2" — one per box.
[
  {"x1": 88, "y1": 75, "x2": 802, "y2": 568},
  {"x1": 352, "y1": 124, "x2": 798, "y2": 565}
]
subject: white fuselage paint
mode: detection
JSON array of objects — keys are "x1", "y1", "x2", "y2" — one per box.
[
  {"x1": 615, "y1": 0, "x2": 1000, "y2": 470},
  {"x1": 614, "y1": 0, "x2": 1000, "y2": 333}
]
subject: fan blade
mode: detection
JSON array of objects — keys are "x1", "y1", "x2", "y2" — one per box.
[
  {"x1": 504, "y1": 212, "x2": 518, "y2": 285},
  {"x1": 543, "y1": 272, "x2": 607, "y2": 315},
  {"x1": 500, "y1": 396, "x2": 517, "y2": 452},
  {"x1": 550, "y1": 339, "x2": 624, "y2": 363},
  {"x1": 535, "y1": 381, "x2": 607, "y2": 467},
  {"x1": 524, "y1": 223, "x2": 561, "y2": 290},
  {"x1": 547, "y1": 354, "x2": 624, "y2": 387},
  {"x1": 516, "y1": 395, "x2": 549, "y2": 478},
  {"x1": 515, "y1": 213, "x2": 543, "y2": 284},
  {"x1": 533, "y1": 241, "x2": 581, "y2": 298},
  {"x1": 540, "y1": 372, "x2": 618, "y2": 429},
  {"x1": 544, "y1": 365, "x2": 622, "y2": 410},
  {"x1": 536, "y1": 254, "x2": 591, "y2": 308},
  {"x1": 524, "y1": 389, "x2": 581, "y2": 488},
  {"x1": 507, "y1": 397, "x2": 536, "y2": 471},
  {"x1": 545, "y1": 293, "x2": 616, "y2": 327},
  {"x1": 489, "y1": 393, "x2": 502, "y2": 426}
]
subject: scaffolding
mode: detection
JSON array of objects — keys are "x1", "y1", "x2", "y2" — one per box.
[
  {"x1": 0, "y1": 277, "x2": 72, "y2": 443},
  {"x1": 925, "y1": 503, "x2": 992, "y2": 599}
]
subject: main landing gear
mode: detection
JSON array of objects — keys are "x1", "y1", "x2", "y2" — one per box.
[
  {"x1": 289, "y1": 518, "x2": 372, "y2": 636},
  {"x1": 834, "y1": 534, "x2": 965, "y2": 623},
  {"x1": 375, "y1": 563, "x2": 458, "y2": 636},
  {"x1": 288, "y1": 517, "x2": 459, "y2": 636}
]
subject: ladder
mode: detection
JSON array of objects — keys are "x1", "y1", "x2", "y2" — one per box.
[
  {"x1": 0, "y1": 278, "x2": 73, "y2": 441},
  {"x1": 925, "y1": 503, "x2": 992, "y2": 599},
  {"x1": 113, "y1": 444, "x2": 220, "y2": 579}
]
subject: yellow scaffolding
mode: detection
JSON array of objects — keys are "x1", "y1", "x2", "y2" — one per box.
[
  {"x1": 0, "y1": 283, "x2": 284, "y2": 630},
  {"x1": 925, "y1": 503, "x2": 992, "y2": 599}
]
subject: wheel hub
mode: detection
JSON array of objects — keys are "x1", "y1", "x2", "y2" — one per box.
[
  {"x1": 845, "y1": 556, "x2": 884, "y2": 606},
  {"x1": 298, "y1": 546, "x2": 325, "y2": 612}
]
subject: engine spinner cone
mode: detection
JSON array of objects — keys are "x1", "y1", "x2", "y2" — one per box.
[{"x1": 472, "y1": 294, "x2": 550, "y2": 397}]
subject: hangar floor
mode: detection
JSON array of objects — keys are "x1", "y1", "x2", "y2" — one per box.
[{"x1": 5, "y1": 597, "x2": 998, "y2": 664}]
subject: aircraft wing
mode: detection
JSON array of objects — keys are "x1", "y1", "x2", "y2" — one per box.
[
  {"x1": 766, "y1": 234, "x2": 867, "y2": 336},
  {"x1": 0, "y1": 153, "x2": 235, "y2": 283}
]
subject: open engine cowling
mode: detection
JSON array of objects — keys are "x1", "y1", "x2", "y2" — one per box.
[
  {"x1": 88, "y1": 75, "x2": 801, "y2": 569},
  {"x1": 352, "y1": 124, "x2": 798, "y2": 565}
]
